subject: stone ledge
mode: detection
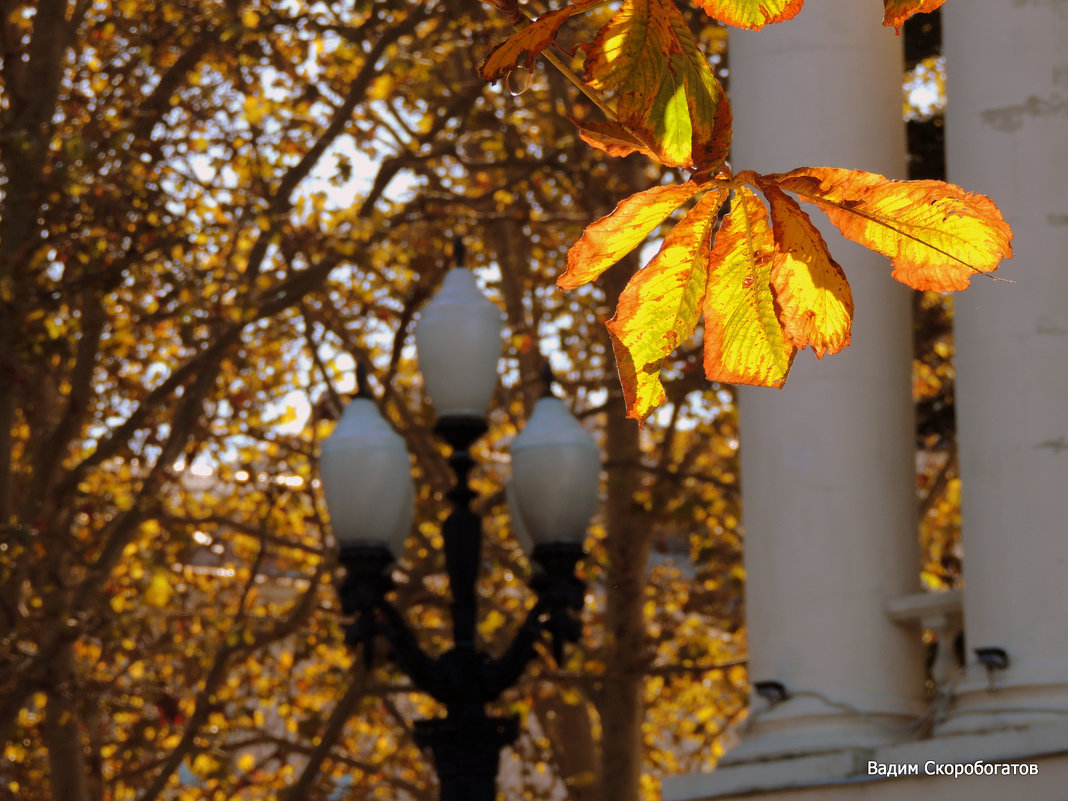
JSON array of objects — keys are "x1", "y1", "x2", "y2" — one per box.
[
  {"x1": 663, "y1": 721, "x2": 1068, "y2": 801},
  {"x1": 663, "y1": 749, "x2": 871, "y2": 801}
]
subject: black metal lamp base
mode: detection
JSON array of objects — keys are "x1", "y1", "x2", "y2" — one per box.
[
  {"x1": 531, "y1": 541, "x2": 586, "y2": 665},
  {"x1": 337, "y1": 543, "x2": 395, "y2": 660},
  {"x1": 337, "y1": 543, "x2": 394, "y2": 613},
  {"x1": 414, "y1": 714, "x2": 519, "y2": 801},
  {"x1": 434, "y1": 415, "x2": 489, "y2": 454}
]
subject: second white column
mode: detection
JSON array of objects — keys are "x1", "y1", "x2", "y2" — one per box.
[{"x1": 724, "y1": 0, "x2": 924, "y2": 761}]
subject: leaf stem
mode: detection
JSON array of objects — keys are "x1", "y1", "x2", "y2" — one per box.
[
  {"x1": 510, "y1": 3, "x2": 619, "y2": 122},
  {"x1": 543, "y1": 47, "x2": 618, "y2": 121}
]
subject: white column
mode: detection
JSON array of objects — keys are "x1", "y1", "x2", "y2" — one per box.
[
  {"x1": 725, "y1": 0, "x2": 924, "y2": 761},
  {"x1": 939, "y1": 0, "x2": 1068, "y2": 733}
]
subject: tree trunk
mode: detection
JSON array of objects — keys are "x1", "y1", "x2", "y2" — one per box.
[
  {"x1": 538, "y1": 692, "x2": 601, "y2": 801},
  {"x1": 41, "y1": 643, "x2": 91, "y2": 801},
  {"x1": 597, "y1": 255, "x2": 653, "y2": 801}
]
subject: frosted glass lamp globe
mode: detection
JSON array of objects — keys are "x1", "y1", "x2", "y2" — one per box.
[
  {"x1": 320, "y1": 397, "x2": 414, "y2": 555},
  {"x1": 510, "y1": 397, "x2": 600, "y2": 546},
  {"x1": 414, "y1": 268, "x2": 503, "y2": 419}
]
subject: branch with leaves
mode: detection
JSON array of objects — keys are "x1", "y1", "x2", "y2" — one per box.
[{"x1": 479, "y1": 0, "x2": 1011, "y2": 422}]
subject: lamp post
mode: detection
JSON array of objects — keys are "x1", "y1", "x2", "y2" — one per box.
[{"x1": 320, "y1": 255, "x2": 599, "y2": 801}]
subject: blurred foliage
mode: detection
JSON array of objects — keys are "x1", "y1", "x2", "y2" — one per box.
[
  {"x1": 0, "y1": 2, "x2": 745, "y2": 801},
  {"x1": 0, "y1": 2, "x2": 961, "y2": 799},
  {"x1": 903, "y1": 10, "x2": 962, "y2": 593}
]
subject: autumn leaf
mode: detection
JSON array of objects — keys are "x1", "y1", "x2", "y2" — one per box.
[
  {"x1": 479, "y1": 0, "x2": 602, "y2": 82},
  {"x1": 558, "y1": 181, "x2": 703, "y2": 289},
  {"x1": 704, "y1": 86, "x2": 733, "y2": 178},
  {"x1": 703, "y1": 184, "x2": 796, "y2": 386},
  {"x1": 143, "y1": 570, "x2": 174, "y2": 608},
  {"x1": 747, "y1": 173, "x2": 852, "y2": 357},
  {"x1": 693, "y1": 0, "x2": 803, "y2": 30},
  {"x1": 607, "y1": 188, "x2": 728, "y2": 421},
  {"x1": 576, "y1": 120, "x2": 666, "y2": 162},
  {"x1": 579, "y1": 77, "x2": 732, "y2": 170},
  {"x1": 883, "y1": 0, "x2": 948, "y2": 32},
  {"x1": 772, "y1": 167, "x2": 1013, "y2": 293},
  {"x1": 566, "y1": 166, "x2": 860, "y2": 414},
  {"x1": 583, "y1": 0, "x2": 724, "y2": 169}
]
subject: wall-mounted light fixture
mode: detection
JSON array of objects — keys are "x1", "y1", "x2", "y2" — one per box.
[
  {"x1": 974, "y1": 646, "x2": 1010, "y2": 672},
  {"x1": 754, "y1": 680, "x2": 790, "y2": 705}
]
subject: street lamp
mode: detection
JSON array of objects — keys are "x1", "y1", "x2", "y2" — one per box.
[{"x1": 320, "y1": 254, "x2": 599, "y2": 801}]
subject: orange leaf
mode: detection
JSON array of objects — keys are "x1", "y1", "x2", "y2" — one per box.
[
  {"x1": 583, "y1": 0, "x2": 725, "y2": 169},
  {"x1": 144, "y1": 571, "x2": 173, "y2": 609},
  {"x1": 883, "y1": 0, "x2": 947, "y2": 32},
  {"x1": 479, "y1": 0, "x2": 600, "y2": 82},
  {"x1": 576, "y1": 120, "x2": 664, "y2": 162},
  {"x1": 693, "y1": 0, "x2": 803, "y2": 30},
  {"x1": 773, "y1": 167, "x2": 1013, "y2": 293},
  {"x1": 607, "y1": 188, "x2": 729, "y2": 422},
  {"x1": 580, "y1": 86, "x2": 732, "y2": 173},
  {"x1": 701, "y1": 88, "x2": 733, "y2": 178},
  {"x1": 747, "y1": 173, "x2": 852, "y2": 357},
  {"x1": 703, "y1": 184, "x2": 796, "y2": 386},
  {"x1": 559, "y1": 182, "x2": 703, "y2": 289}
]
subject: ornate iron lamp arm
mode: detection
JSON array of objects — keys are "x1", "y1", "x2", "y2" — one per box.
[
  {"x1": 481, "y1": 600, "x2": 548, "y2": 701},
  {"x1": 531, "y1": 541, "x2": 586, "y2": 665},
  {"x1": 375, "y1": 600, "x2": 449, "y2": 701},
  {"x1": 337, "y1": 545, "x2": 445, "y2": 695}
]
